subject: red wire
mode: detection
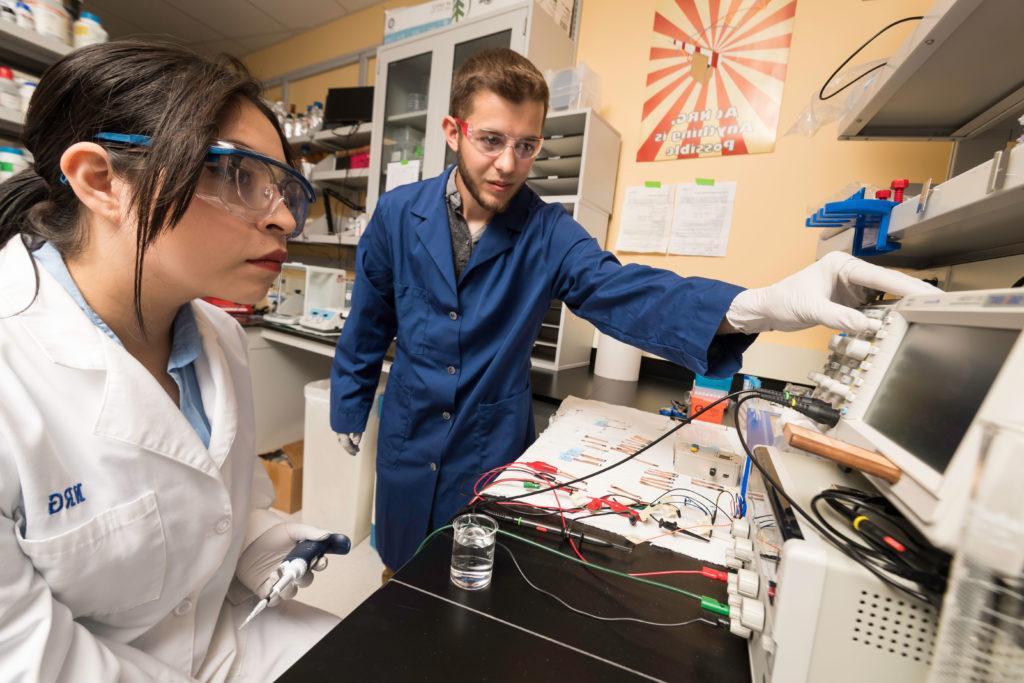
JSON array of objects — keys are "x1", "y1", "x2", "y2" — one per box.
[{"x1": 552, "y1": 487, "x2": 588, "y2": 563}]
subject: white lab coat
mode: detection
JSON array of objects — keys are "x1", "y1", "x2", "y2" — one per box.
[{"x1": 0, "y1": 236, "x2": 337, "y2": 682}]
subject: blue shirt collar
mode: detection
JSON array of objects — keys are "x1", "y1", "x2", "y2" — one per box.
[{"x1": 32, "y1": 241, "x2": 202, "y2": 371}]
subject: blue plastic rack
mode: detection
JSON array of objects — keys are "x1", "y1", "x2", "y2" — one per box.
[{"x1": 805, "y1": 188, "x2": 900, "y2": 258}]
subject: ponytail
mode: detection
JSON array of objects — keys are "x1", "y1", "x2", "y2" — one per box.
[{"x1": 0, "y1": 168, "x2": 50, "y2": 249}]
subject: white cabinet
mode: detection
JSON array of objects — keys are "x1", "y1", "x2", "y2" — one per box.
[{"x1": 366, "y1": 0, "x2": 576, "y2": 213}]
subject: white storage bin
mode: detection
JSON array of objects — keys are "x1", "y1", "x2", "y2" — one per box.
[
  {"x1": 302, "y1": 377, "x2": 386, "y2": 545},
  {"x1": 547, "y1": 63, "x2": 601, "y2": 111}
]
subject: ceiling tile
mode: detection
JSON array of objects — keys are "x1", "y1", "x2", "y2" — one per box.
[
  {"x1": 247, "y1": 0, "x2": 350, "y2": 31},
  {"x1": 85, "y1": 0, "x2": 224, "y2": 43},
  {"x1": 232, "y1": 30, "x2": 296, "y2": 53},
  {"x1": 167, "y1": 0, "x2": 287, "y2": 38}
]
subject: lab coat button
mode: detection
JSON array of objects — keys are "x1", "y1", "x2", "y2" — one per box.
[
  {"x1": 173, "y1": 598, "x2": 193, "y2": 616},
  {"x1": 442, "y1": 411, "x2": 452, "y2": 421},
  {"x1": 446, "y1": 365, "x2": 456, "y2": 375},
  {"x1": 449, "y1": 311, "x2": 458, "y2": 320},
  {"x1": 215, "y1": 517, "x2": 231, "y2": 534}
]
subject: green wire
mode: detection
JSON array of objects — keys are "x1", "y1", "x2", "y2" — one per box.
[
  {"x1": 412, "y1": 522, "x2": 729, "y2": 614},
  {"x1": 496, "y1": 528, "x2": 704, "y2": 602}
]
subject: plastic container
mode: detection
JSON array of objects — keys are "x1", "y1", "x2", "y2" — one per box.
[
  {"x1": 301, "y1": 379, "x2": 379, "y2": 545},
  {"x1": 0, "y1": 0, "x2": 16, "y2": 23},
  {"x1": 407, "y1": 92, "x2": 427, "y2": 111},
  {"x1": 0, "y1": 67, "x2": 20, "y2": 111},
  {"x1": 72, "y1": 11, "x2": 107, "y2": 47},
  {"x1": 30, "y1": 0, "x2": 69, "y2": 44},
  {"x1": 689, "y1": 374, "x2": 733, "y2": 424},
  {"x1": 0, "y1": 146, "x2": 28, "y2": 182},
  {"x1": 18, "y1": 79, "x2": 35, "y2": 113},
  {"x1": 928, "y1": 424, "x2": 1024, "y2": 681},
  {"x1": 14, "y1": 2, "x2": 32, "y2": 31},
  {"x1": 547, "y1": 62, "x2": 601, "y2": 111}
]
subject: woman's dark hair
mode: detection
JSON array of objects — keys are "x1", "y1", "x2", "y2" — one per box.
[{"x1": 0, "y1": 40, "x2": 292, "y2": 327}]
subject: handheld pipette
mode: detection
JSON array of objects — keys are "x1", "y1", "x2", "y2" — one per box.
[{"x1": 239, "y1": 533, "x2": 351, "y2": 630}]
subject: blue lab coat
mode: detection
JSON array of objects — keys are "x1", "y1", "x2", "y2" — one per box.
[{"x1": 330, "y1": 167, "x2": 755, "y2": 570}]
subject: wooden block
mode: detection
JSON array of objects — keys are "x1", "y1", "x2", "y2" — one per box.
[{"x1": 783, "y1": 423, "x2": 902, "y2": 484}]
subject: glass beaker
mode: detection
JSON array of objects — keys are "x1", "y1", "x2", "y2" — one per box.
[{"x1": 450, "y1": 513, "x2": 497, "y2": 590}]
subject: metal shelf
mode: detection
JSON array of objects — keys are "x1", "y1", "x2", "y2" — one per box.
[
  {"x1": 386, "y1": 110, "x2": 428, "y2": 129},
  {"x1": 0, "y1": 21, "x2": 71, "y2": 73},
  {"x1": 288, "y1": 123, "x2": 372, "y2": 151},
  {"x1": 531, "y1": 154, "x2": 581, "y2": 178},
  {"x1": 839, "y1": 0, "x2": 1024, "y2": 140},
  {"x1": 542, "y1": 134, "x2": 584, "y2": 158},
  {"x1": 310, "y1": 167, "x2": 369, "y2": 189},
  {"x1": 816, "y1": 145, "x2": 1024, "y2": 268},
  {"x1": 527, "y1": 176, "x2": 579, "y2": 196},
  {"x1": 289, "y1": 233, "x2": 359, "y2": 246},
  {"x1": 0, "y1": 105, "x2": 24, "y2": 137}
]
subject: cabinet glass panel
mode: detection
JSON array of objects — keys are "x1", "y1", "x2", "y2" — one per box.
[
  {"x1": 380, "y1": 52, "x2": 431, "y2": 192},
  {"x1": 445, "y1": 30, "x2": 513, "y2": 168}
]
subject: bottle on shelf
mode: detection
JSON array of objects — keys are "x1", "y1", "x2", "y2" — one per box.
[
  {"x1": 309, "y1": 101, "x2": 324, "y2": 134},
  {"x1": 72, "y1": 11, "x2": 107, "y2": 47},
  {"x1": 32, "y1": 0, "x2": 71, "y2": 45},
  {"x1": 0, "y1": 0, "x2": 16, "y2": 23},
  {"x1": 0, "y1": 67, "x2": 21, "y2": 112},
  {"x1": 14, "y1": 1, "x2": 34, "y2": 31},
  {"x1": 0, "y1": 146, "x2": 28, "y2": 181}
]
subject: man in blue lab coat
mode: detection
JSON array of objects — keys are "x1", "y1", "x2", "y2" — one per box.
[{"x1": 330, "y1": 49, "x2": 936, "y2": 573}]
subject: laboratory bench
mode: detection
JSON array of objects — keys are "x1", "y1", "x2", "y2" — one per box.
[{"x1": 279, "y1": 512, "x2": 750, "y2": 682}]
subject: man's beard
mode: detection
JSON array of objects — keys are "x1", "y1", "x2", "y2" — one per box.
[{"x1": 456, "y1": 153, "x2": 519, "y2": 214}]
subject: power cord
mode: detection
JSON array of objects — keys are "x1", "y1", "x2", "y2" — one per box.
[
  {"x1": 819, "y1": 16, "x2": 924, "y2": 101},
  {"x1": 732, "y1": 394, "x2": 942, "y2": 605}
]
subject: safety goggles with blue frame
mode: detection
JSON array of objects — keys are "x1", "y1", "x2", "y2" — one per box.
[{"x1": 94, "y1": 132, "x2": 316, "y2": 238}]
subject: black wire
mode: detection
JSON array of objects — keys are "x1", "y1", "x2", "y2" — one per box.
[
  {"x1": 818, "y1": 16, "x2": 924, "y2": 100},
  {"x1": 496, "y1": 542, "x2": 719, "y2": 629},
  {"x1": 649, "y1": 488, "x2": 732, "y2": 521},
  {"x1": 1011, "y1": 275, "x2": 1024, "y2": 288},
  {"x1": 733, "y1": 395, "x2": 938, "y2": 606},
  {"x1": 495, "y1": 390, "x2": 758, "y2": 504}
]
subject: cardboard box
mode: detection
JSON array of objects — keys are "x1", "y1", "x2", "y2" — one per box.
[{"x1": 261, "y1": 441, "x2": 304, "y2": 514}]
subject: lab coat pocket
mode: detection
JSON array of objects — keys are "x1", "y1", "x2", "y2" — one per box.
[
  {"x1": 394, "y1": 284, "x2": 433, "y2": 356},
  {"x1": 475, "y1": 386, "x2": 533, "y2": 470},
  {"x1": 378, "y1": 376, "x2": 412, "y2": 468},
  {"x1": 17, "y1": 491, "x2": 167, "y2": 617}
]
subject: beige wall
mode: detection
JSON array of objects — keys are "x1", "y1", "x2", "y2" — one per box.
[
  {"x1": 247, "y1": 0, "x2": 953, "y2": 360},
  {"x1": 576, "y1": 0, "x2": 951, "y2": 354}
]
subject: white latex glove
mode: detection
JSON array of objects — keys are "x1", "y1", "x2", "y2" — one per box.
[
  {"x1": 236, "y1": 522, "x2": 331, "y2": 606},
  {"x1": 337, "y1": 432, "x2": 361, "y2": 456},
  {"x1": 725, "y1": 252, "x2": 941, "y2": 334}
]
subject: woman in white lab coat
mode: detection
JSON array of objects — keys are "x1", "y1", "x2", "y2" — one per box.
[{"x1": 0, "y1": 42, "x2": 339, "y2": 681}]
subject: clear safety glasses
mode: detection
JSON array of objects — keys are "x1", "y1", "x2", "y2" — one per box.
[
  {"x1": 454, "y1": 117, "x2": 544, "y2": 161},
  {"x1": 94, "y1": 132, "x2": 316, "y2": 238}
]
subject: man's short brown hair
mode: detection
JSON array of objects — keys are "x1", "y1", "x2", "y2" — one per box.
[{"x1": 450, "y1": 48, "x2": 549, "y2": 119}]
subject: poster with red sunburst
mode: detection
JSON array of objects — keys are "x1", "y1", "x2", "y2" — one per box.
[{"x1": 637, "y1": 0, "x2": 797, "y2": 162}]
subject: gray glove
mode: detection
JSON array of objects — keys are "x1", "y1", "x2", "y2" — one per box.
[{"x1": 337, "y1": 432, "x2": 361, "y2": 456}]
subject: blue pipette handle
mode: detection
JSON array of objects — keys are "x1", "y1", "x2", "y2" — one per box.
[{"x1": 284, "y1": 533, "x2": 352, "y2": 565}]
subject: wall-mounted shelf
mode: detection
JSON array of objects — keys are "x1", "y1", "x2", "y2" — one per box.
[
  {"x1": 288, "y1": 123, "x2": 372, "y2": 151},
  {"x1": 289, "y1": 233, "x2": 359, "y2": 246},
  {"x1": 816, "y1": 145, "x2": 1024, "y2": 268},
  {"x1": 839, "y1": 0, "x2": 1024, "y2": 140},
  {"x1": 311, "y1": 167, "x2": 369, "y2": 189},
  {"x1": 0, "y1": 21, "x2": 71, "y2": 73},
  {"x1": 0, "y1": 105, "x2": 25, "y2": 137}
]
